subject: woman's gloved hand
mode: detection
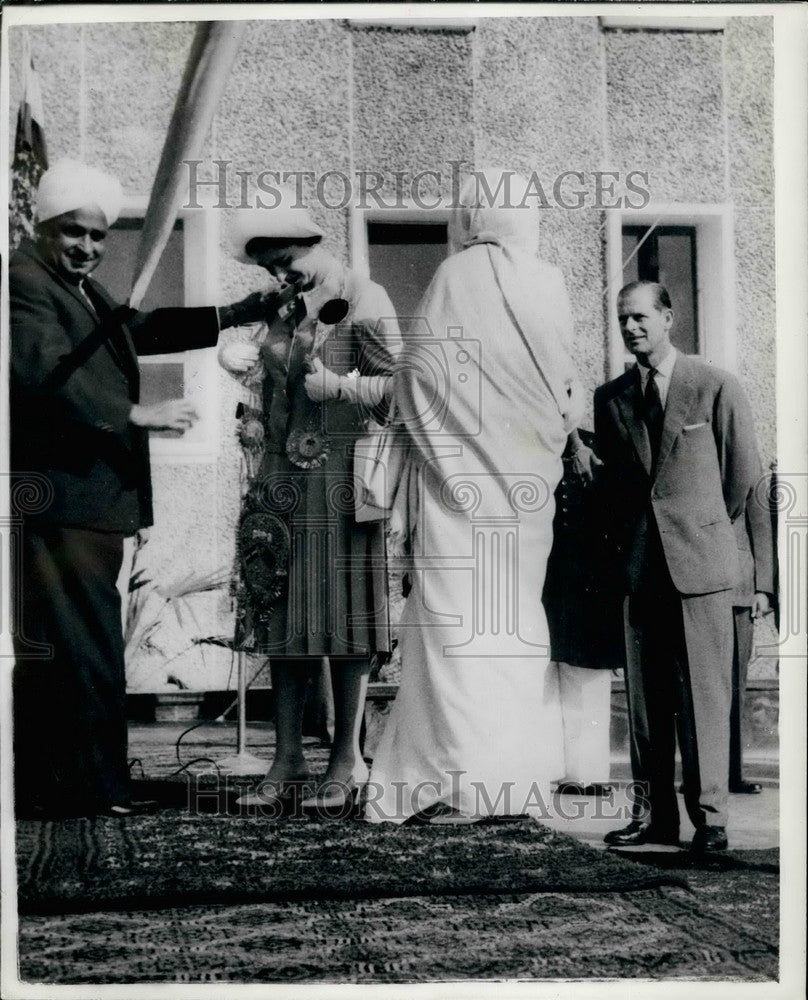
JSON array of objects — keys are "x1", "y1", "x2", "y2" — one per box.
[
  {"x1": 303, "y1": 356, "x2": 342, "y2": 402},
  {"x1": 218, "y1": 342, "x2": 261, "y2": 374}
]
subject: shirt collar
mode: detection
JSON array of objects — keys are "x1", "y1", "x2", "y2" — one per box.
[{"x1": 637, "y1": 346, "x2": 677, "y2": 384}]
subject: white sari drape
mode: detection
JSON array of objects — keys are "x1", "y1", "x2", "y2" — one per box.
[{"x1": 367, "y1": 173, "x2": 582, "y2": 823}]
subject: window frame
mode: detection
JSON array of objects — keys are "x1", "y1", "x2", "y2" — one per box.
[
  {"x1": 115, "y1": 197, "x2": 220, "y2": 463},
  {"x1": 599, "y1": 16, "x2": 727, "y2": 32},
  {"x1": 606, "y1": 203, "x2": 737, "y2": 378},
  {"x1": 350, "y1": 202, "x2": 453, "y2": 281}
]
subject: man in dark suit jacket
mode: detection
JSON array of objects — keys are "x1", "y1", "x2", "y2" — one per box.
[
  {"x1": 730, "y1": 488, "x2": 776, "y2": 793},
  {"x1": 10, "y1": 160, "x2": 267, "y2": 818},
  {"x1": 595, "y1": 281, "x2": 762, "y2": 853}
]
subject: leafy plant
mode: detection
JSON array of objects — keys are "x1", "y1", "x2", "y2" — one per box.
[{"x1": 124, "y1": 531, "x2": 231, "y2": 687}]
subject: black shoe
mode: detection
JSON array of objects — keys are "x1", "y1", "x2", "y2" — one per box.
[
  {"x1": 556, "y1": 782, "x2": 614, "y2": 797},
  {"x1": 604, "y1": 820, "x2": 680, "y2": 847},
  {"x1": 691, "y1": 825, "x2": 728, "y2": 853},
  {"x1": 102, "y1": 799, "x2": 160, "y2": 817},
  {"x1": 730, "y1": 780, "x2": 762, "y2": 794},
  {"x1": 583, "y1": 783, "x2": 614, "y2": 797},
  {"x1": 555, "y1": 782, "x2": 585, "y2": 795}
]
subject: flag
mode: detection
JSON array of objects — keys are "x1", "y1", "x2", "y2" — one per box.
[
  {"x1": 10, "y1": 35, "x2": 48, "y2": 250},
  {"x1": 128, "y1": 20, "x2": 247, "y2": 309}
]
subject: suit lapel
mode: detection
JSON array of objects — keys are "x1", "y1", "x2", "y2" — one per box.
[
  {"x1": 19, "y1": 240, "x2": 102, "y2": 326},
  {"x1": 614, "y1": 370, "x2": 653, "y2": 476},
  {"x1": 655, "y1": 353, "x2": 696, "y2": 476},
  {"x1": 18, "y1": 241, "x2": 138, "y2": 381},
  {"x1": 59, "y1": 276, "x2": 102, "y2": 325}
]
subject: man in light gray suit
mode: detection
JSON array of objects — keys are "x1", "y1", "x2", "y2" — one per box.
[{"x1": 595, "y1": 281, "x2": 762, "y2": 853}]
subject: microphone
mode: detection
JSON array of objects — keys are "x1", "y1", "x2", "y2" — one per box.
[{"x1": 317, "y1": 298, "x2": 350, "y2": 325}]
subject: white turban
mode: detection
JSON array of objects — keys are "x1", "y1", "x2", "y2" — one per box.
[
  {"x1": 231, "y1": 197, "x2": 323, "y2": 264},
  {"x1": 36, "y1": 158, "x2": 123, "y2": 227}
]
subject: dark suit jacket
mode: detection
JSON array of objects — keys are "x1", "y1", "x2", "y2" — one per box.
[
  {"x1": 10, "y1": 239, "x2": 220, "y2": 533},
  {"x1": 594, "y1": 351, "x2": 762, "y2": 596}
]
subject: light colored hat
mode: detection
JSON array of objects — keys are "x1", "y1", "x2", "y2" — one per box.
[
  {"x1": 36, "y1": 158, "x2": 123, "y2": 227},
  {"x1": 231, "y1": 200, "x2": 324, "y2": 263}
]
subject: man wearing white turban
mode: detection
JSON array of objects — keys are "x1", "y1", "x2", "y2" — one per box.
[
  {"x1": 10, "y1": 160, "x2": 270, "y2": 818},
  {"x1": 35, "y1": 157, "x2": 125, "y2": 228}
]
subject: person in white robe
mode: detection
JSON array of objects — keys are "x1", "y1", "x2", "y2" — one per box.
[{"x1": 365, "y1": 170, "x2": 586, "y2": 824}]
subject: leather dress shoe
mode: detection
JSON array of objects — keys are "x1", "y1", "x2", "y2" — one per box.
[
  {"x1": 103, "y1": 800, "x2": 159, "y2": 817},
  {"x1": 604, "y1": 820, "x2": 680, "y2": 847},
  {"x1": 556, "y1": 782, "x2": 614, "y2": 797},
  {"x1": 691, "y1": 826, "x2": 728, "y2": 853},
  {"x1": 730, "y1": 780, "x2": 762, "y2": 794}
]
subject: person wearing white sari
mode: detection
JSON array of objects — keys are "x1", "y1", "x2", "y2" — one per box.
[{"x1": 365, "y1": 171, "x2": 587, "y2": 824}]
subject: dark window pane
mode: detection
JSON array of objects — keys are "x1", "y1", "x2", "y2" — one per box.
[
  {"x1": 367, "y1": 221, "x2": 448, "y2": 323},
  {"x1": 621, "y1": 224, "x2": 699, "y2": 355},
  {"x1": 656, "y1": 231, "x2": 698, "y2": 355},
  {"x1": 93, "y1": 218, "x2": 185, "y2": 311},
  {"x1": 621, "y1": 232, "x2": 640, "y2": 284}
]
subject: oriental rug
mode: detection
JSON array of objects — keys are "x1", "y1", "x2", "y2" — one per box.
[
  {"x1": 17, "y1": 812, "x2": 682, "y2": 915},
  {"x1": 17, "y1": 880, "x2": 778, "y2": 984}
]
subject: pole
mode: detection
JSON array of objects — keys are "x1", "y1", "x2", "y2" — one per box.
[{"x1": 217, "y1": 650, "x2": 266, "y2": 775}]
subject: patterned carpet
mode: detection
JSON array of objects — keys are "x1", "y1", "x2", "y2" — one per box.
[
  {"x1": 18, "y1": 880, "x2": 777, "y2": 984},
  {"x1": 12, "y1": 726, "x2": 779, "y2": 984},
  {"x1": 17, "y1": 813, "x2": 681, "y2": 914},
  {"x1": 14, "y1": 814, "x2": 778, "y2": 984}
]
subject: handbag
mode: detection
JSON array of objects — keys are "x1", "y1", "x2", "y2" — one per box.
[{"x1": 353, "y1": 418, "x2": 405, "y2": 523}]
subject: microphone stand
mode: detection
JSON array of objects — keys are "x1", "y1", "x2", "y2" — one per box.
[
  {"x1": 217, "y1": 648, "x2": 266, "y2": 776},
  {"x1": 217, "y1": 428, "x2": 268, "y2": 777}
]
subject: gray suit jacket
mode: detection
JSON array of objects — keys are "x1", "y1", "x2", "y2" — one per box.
[
  {"x1": 594, "y1": 351, "x2": 762, "y2": 596},
  {"x1": 732, "y1": 482, "x2": 776, "y2": 606}
]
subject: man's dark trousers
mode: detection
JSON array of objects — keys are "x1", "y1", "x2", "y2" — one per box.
[{"x1": 14, "y1": 525, "x2": 129, "y2": 815}]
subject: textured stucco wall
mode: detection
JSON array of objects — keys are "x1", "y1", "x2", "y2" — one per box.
[
  {"x1": 352, "y1": 25, "x2": 474, "y2": 203},
  {"x1": 725, "y1": 17, "x2": 776, "y2": 467},
  {"x1": 605, "y1": 29, "x2": 726, "y2": 203},
  {"x1": 7, "y1": 17, "x2": 777, "y2": 686}
]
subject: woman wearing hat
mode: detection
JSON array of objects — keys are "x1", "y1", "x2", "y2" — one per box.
[{"x1": 221, "y1": 204, "x2": 401, "y2": 811}]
